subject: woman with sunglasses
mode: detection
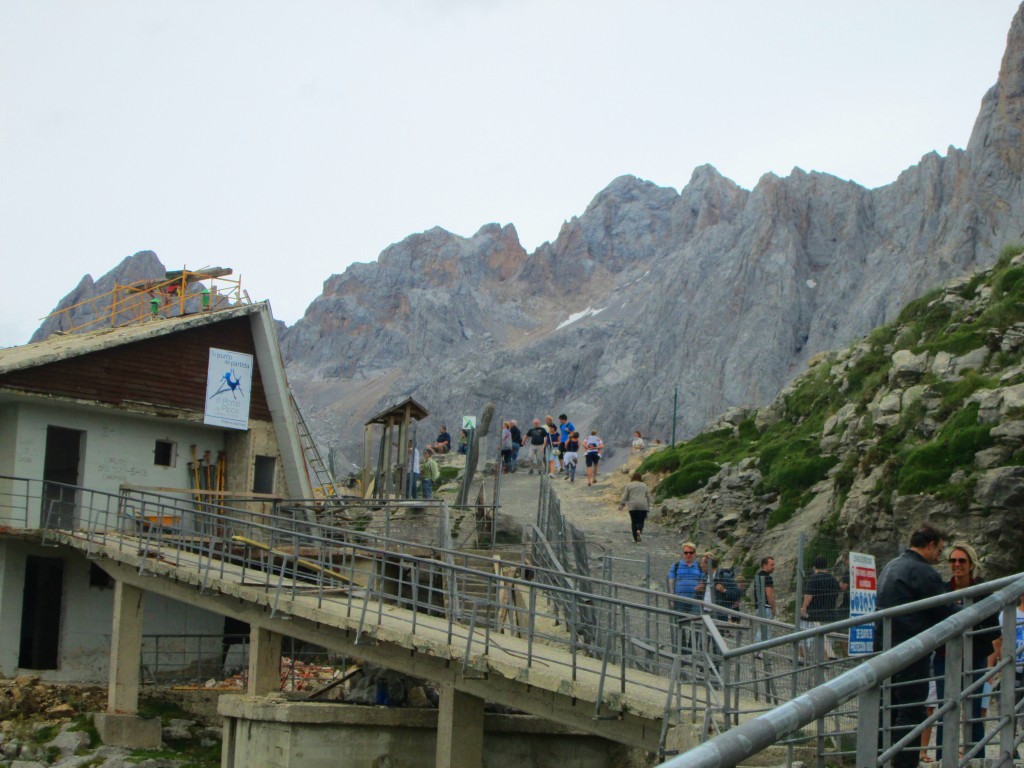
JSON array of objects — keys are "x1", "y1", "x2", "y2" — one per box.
[{"x1": 933, "y1": 542, "x2": 1000, "y2": 759}]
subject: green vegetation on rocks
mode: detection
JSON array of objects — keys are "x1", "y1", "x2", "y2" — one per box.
[{"x1": 645, "y1": 244, "x2": 1024, "y2": 579}]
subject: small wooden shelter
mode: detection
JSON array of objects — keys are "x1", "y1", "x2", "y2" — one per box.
[{"x1": 362, "y1": 397, "x2": 429, "y2": 498}]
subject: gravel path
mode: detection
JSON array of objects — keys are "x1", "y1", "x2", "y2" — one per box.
[{"x1": 491, "y1": 453, "x2": 681, "y2": 591}]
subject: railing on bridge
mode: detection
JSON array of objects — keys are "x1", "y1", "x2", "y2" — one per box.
[
  {"x1": 3, "y1": 474, "x2": 1022, "y2": 764},
  {"x1": 657, "y1": 578, "x2": 1024, "y2": 768}
]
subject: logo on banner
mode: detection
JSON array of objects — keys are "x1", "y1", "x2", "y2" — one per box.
[{"x1": 204, "y1": 348, "x2": 253, "y2": 430}]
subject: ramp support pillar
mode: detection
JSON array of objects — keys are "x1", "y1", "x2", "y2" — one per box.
[
  {"x1": 248, "y1": 626, "x2": 282, "y2": 695},
  {"x1": 108, "y1": 580, "x2": 144, "y2": 714},
  {"x1": 95, "y1": 580, "x2": 161, "y2": 748},
  {"x1": 436, "y1": 684, "x2": 484, "y2": 768}
]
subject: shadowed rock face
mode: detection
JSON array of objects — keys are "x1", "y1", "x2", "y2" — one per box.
[{"x1": 33, "y1": 7, "x2": 1024, "y2": 472}]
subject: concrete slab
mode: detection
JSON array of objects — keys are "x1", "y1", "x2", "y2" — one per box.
[{"x1": 93, "y1": 712, "x2": 162, "y2": 748}]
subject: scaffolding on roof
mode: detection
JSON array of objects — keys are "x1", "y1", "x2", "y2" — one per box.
[{"x1": 39, "y1": 266, "x2": 251, "y2": 335}]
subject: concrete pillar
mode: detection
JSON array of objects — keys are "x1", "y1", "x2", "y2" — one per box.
[
  {"x1": 108, "y1": 580, "x2": 144, "y2": 714},
  {"x1": 247, "y1": 626, "x2": 282, "y2": 695},
  {"x1": 436, "y1": 684, "x2": 484, "y2": 768},
  {"x1": 96, "y1": 579, "x2": 162, "y2": 749}
]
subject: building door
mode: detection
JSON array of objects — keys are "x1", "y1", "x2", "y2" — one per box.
[
  {"x1": 18, "y1": 556, "x2": 64, "y2": 670},
  {"x1": 42, "y1": 426, "x2": 83, "y2": 529}
]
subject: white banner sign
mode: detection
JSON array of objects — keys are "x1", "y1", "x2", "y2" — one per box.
[
  {"x1": 204, "y1": 348, "x2": 253, "y2": 430},
  {"x1": 847, "y1": 551, "x2": 877, "y2": 656},
  {"x1": 462, "y1": 415, "x2": 477, "y2": 430}
]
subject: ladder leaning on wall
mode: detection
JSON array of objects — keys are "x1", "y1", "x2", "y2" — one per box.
[{"x1": 289, "y1": 391, "x2": 339, "y2": 499}]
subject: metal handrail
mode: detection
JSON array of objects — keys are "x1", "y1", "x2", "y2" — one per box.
[
  {"x1": 4, "y1": 473, "x2": 1021, "y2": 763},
  {"x1": 657, "y1": 576, "x2": 1024, "y2": 768}
]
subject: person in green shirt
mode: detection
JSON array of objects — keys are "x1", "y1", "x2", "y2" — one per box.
[{"x1": 421, "y1": 449, "x2": 440, "y2": 499}]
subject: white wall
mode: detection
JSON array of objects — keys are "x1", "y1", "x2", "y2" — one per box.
[
  {"x1": 7, "y1": 401, "x2": 227, "y2": 527},
  {"x1": 0, "y1": 399, "x2": 242, "y2": 681},
  {"x1": 0, "y1": 541, "x2": 226, "y2": 683}
]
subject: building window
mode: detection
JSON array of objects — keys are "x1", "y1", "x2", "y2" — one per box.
[
  {"x1": 154, "y1": 440, "x2": 176, "y2": 467},
  {"x1": 253, "y1": 455, "x2": 276, "y2": 494}
]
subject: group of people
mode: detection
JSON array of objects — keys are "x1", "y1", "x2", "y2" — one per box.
[
  {"x1": 665, "y1": 525, "x2": 1023, "y2": 765},
  {"x1": 407, "y1": 418, "x2": 638, "y2": 497},
  {"x1": 512, "y1": 414, "x2": 608, "y2": 486},
  {"x1": 668, "y1": 544, "x2": 745, "y2": 619}
]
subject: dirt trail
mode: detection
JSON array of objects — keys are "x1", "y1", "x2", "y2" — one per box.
[{"x1": 489, "y1": 453, "x2": 681, "y2": 591}]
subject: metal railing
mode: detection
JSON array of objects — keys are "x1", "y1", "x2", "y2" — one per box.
[
  {"x1": 658, "y1": 576, "x2": 1024, "y2": 768},
  {"x1": 36, "y1": 268, "x2": 249, "y2": 335},
  {"x1": 3, "y1": 473, "x2": 1021, "y2": 762}
]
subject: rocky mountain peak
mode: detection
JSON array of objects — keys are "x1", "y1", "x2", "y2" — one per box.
[
  {"x1": 30, "y1": 250, "x2": 165, "y2": 342},
  {"x1": 967, "y1": 3, "x2": 1024, "y2": 171}
]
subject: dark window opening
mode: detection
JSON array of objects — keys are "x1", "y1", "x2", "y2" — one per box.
[
  {"x1": 19, "y1": 556, "x2": 64, "y2": 670},
  {"x1": 253, "y1": 455, "x2": 276, "y2": 494},
  {"x1": 89, "y1": 562, "x2": 114, "y2": 589},
  {"x1": 154, "y1": 440, "x2": 175, "y2": 467}
]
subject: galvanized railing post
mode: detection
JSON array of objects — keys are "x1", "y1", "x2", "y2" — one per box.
[
  {"x1": 941, "y1": 637, "x2": 963, "y2": 767},
  {"x1": 856, "y1": 684, "x2": 880, "y2": 768}
]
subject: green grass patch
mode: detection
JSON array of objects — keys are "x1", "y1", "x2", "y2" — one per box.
[
  {"x1": 656, "y1": 460, "x2": 720, "y2": 499},
  {"x1": 897, "y1": 403, "x2": 993, "y2": 495}
]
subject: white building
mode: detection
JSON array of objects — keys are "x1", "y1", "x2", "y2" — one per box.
[{"x1": 0, "y1": 301, "x2": 311, "y2": 681}]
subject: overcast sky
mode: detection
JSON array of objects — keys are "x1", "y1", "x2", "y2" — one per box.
[{"x1": 1, "y1": 1, "x2": 1020, "y2": 348}]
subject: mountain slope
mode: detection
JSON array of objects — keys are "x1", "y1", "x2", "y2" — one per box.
[{"x1": 643, "y1": 244, "x2": 1024, "y2": 582}]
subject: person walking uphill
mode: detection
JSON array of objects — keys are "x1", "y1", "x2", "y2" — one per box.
[
  {"x1": 583, "y1": 429, "x2": 603, "y2": 486},
  {"x1": 618, "y1": 472, "x2": 651, "y2": 543},
  {"x1": 524, "y1": 419, "x2": 547, "y2": 474}
]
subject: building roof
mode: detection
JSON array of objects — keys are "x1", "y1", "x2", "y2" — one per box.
[
  {"x1": 0, "y1": 303, "x2": 265, "y2": 375},
  {"x1": 365, "y1": 396, "x2": 430, "y2": 426}
]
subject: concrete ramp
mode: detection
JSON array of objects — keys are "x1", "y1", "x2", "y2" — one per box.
[{"x1": 56, "y1": 526, "x2": 700, "y2": 751}]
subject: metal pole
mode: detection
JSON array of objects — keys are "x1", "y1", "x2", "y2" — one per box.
[{"x1": 672, "y1": 387, "x2": 678, "y2": 446}]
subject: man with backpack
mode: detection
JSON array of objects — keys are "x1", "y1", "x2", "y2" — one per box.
[{"x1": 695, "y1": 553, "x2": 742, "y2": 623}]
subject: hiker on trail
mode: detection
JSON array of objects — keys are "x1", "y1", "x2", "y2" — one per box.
[
  {"x1": 618, "y1": 472, "x2": 650, "y2": 543},
  {"x1": 631, "y1": 431, "x2": 645, "y2": 451},
  {"x1": 753, "y1": 556, "x2": 776, "y2": 644},
  {"x1": 562, "y1": 431, "x2": 580, "y2": 483},
  {"x1": 500, "y1": 422, "x2": 514, "y2": 474},
  {"x1": 583, "y1": 429, "x2": 603, "y2": 485},
  {"x1": 557, "y1": 414, "x2": 575, "y2": 473},
  {"x1": 406, "y1": 441, "x2": 420, "y2": 499},
  {"x1": 524, "y1": 419, "x2": 547, "y2": 474},
  {"x1": 668, "y1": 542, "x2": 701, "y2": 615},
  {"x1": 457, "y1": 429, "x2": 469, "y2": 455},
  {"x1": 695, "y1": 553, "x2": 741, "y2": 622},
  {"x1": 421, "y1": 449, "x2": 440, "y2": 499},
  {"x1": 509, "y1": 420, "x2": 522, "y2": 472},
  {"x1": 800, "y1": 555, "x2": 841, "y2": 661},
  {"x1": 545, "y1": 424, "x2": 560, "y2": 476}
]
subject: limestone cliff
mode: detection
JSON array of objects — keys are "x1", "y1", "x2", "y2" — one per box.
[{"x1": 279, "y1": 6, "x2": 1024, "y2": 470}]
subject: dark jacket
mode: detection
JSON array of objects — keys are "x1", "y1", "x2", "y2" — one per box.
[
  {"x1": 696, "y1": 567, "x2": 742, "y2": 615},
  {"x1": 876, "y1": 549, "x2": 955, "y2": 647}
]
